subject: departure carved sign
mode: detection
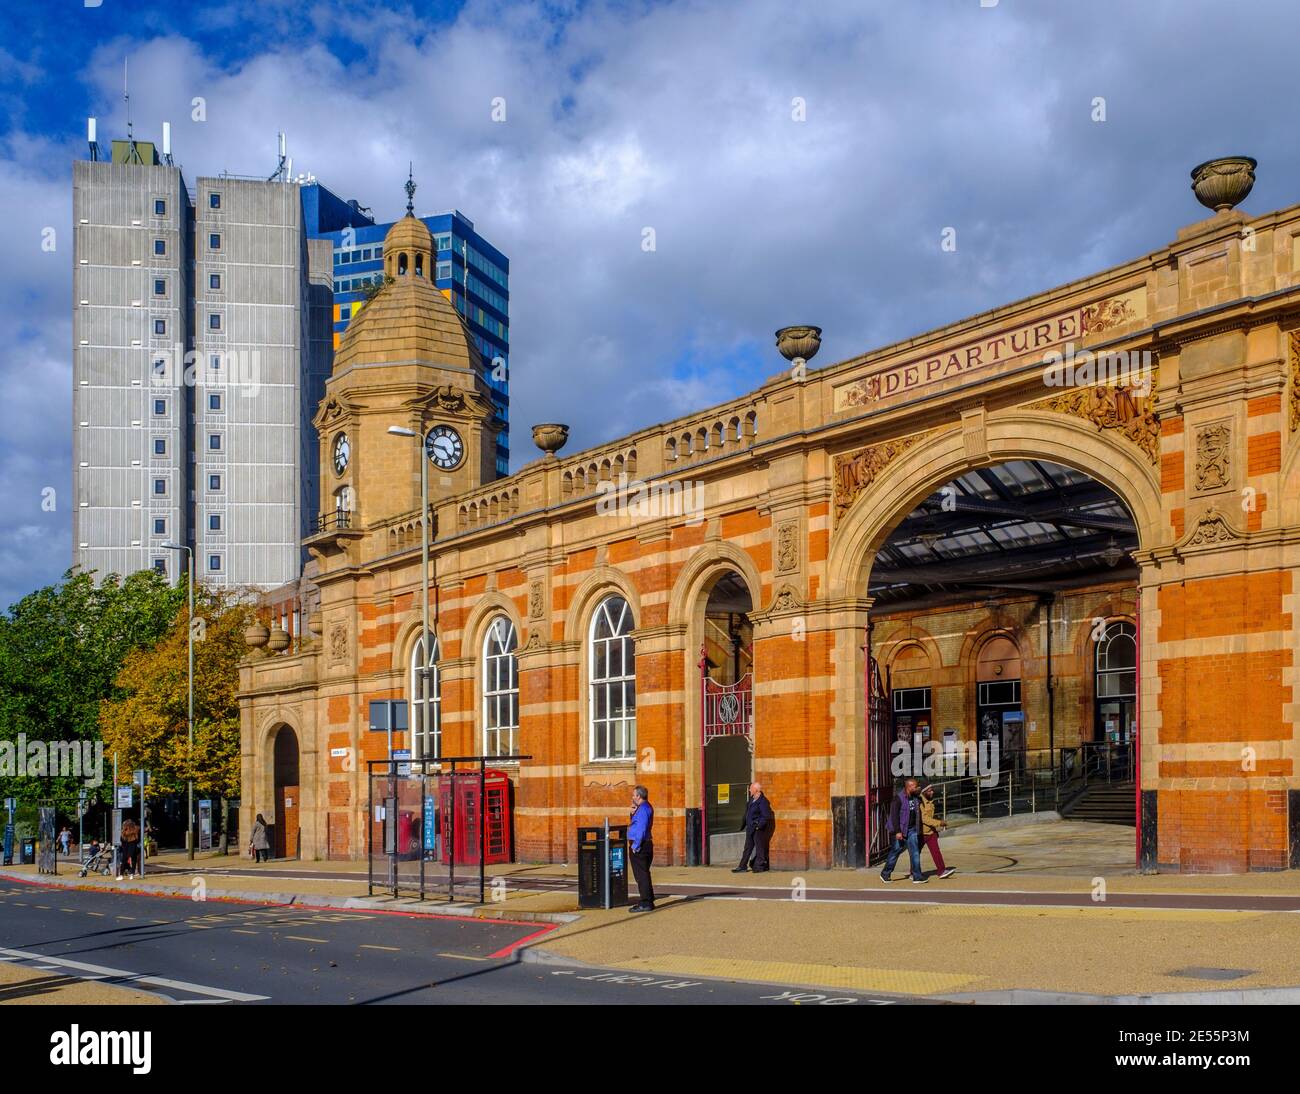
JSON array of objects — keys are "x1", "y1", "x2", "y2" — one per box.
[{"x1": 833, "y1": 290, "x2": 1144, "y2": 411}]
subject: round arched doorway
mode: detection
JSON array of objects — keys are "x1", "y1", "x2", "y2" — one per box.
[
  {"x1": 272, "y1": 724, "x2": 300, "y2": 859},
  {"x1": 861, "y1": 457, "x2": 1141, "y2": 863}
]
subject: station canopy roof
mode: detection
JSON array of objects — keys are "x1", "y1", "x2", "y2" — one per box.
[{"x1": 868, "y1": 459, "x2": 1138, "y2": 612}]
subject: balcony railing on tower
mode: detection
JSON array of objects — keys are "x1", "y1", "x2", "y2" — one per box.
[{"x1": 317, "y1": 509, "x2": 352, "y2": 532}]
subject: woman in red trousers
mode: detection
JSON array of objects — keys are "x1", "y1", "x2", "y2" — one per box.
[{"x1": 920, "y1": 784, "x2": 956, "y2": 879}]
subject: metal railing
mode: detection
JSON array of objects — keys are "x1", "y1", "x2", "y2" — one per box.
[
  {"x1": 917, "y1": 741, "x2": 1134, "y2": 828},
  {"x1": 317, "y1": 510, "x2": 352, "y2": 532}
]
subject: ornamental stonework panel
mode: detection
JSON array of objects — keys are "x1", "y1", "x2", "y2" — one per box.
[
  {"x1": 328, "y1": 622, "x2": 348, "y2": 666},
  {"x1": 1026, "y1": 377, "x2": 1159, "y2": 465},
  {"x1": 528, "y1": 579, "x2": 545, "y2": 620},
  {"x1": 833, "y1": 432, "x2": 926, "y2": 522},
  {"x1": 775, "y1": 520, "x2": 799, "y2": 574},
  {"x1": 1193, "y1": 421, "x2": 1232, "y2": 494},
  {"x1": 1289, "y1": 329, "x2": 1300, "y2": 433}
]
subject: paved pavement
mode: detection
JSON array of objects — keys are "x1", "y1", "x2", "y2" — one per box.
[
  {"x1": 0, "y1": 881, "x2": 910, "y2": 1005},
  {"x1": 10, "y1": 819, "x2": 1299, "y2": 1003}
]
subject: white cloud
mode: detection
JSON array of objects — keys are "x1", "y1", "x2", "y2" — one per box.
[{"x1": 1, "y1": 0, "x2": 1298, "y2": 607}]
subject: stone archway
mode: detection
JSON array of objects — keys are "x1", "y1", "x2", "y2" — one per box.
[
  {"x1": 669, "y1": 544, "x2": 764, "y2": 864},
  {"x1": 825, "y1": 411, "x2": 1163, "y2": 865},
  {"x1": 271, "y1": 724, "x2": 300, "y2": 859}
]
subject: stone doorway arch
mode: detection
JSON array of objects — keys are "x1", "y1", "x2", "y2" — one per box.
[{"x1": 826, "y1": 411, "x2": 1162, "y2": 866}]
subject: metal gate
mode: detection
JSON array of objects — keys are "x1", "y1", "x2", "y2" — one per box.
[
  {"x1": 865, "y1": 625, "x2": 894, "y2": 864},
  {"x1": 700, "y1": 648, "x2": 754, "y2": 864}
]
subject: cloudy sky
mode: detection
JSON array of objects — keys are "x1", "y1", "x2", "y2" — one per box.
[{"x1": 2, "y1": 0, "x2": 1296, "y2": 610}]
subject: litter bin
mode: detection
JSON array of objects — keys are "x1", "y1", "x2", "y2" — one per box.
[
  {"x1": 20, "y1": 838, "x2": 35, "y2": 865},
  {"x1": 577, "y1": 824, "x2": 629, "y2": 909}
]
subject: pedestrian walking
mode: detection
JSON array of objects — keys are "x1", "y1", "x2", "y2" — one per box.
[
  {"x1": 58, "y1": 826, "x2": 72, "y2": 856},
  {"x1": 732, "y1": 782, "x2": 774, "y2": 873},
  {"x1": 627, "y1": 785, "x2": 655, "y2": 912},
  {"x1": 249, "y1": 813, "x2": 271, "y2": 863},
  {"x1": 919, "y1": 784, "x2": 956, "y2": 879},
  {"x1": 117, "y1": 818, "x2": 140, "y2": 880},
  {"x1": 879, "y1": 777, "x2": 926, "y2": 884}
]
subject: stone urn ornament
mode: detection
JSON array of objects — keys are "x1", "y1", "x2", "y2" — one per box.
[
  {"x1": 775, "y1": 326, "x2": 822, "y2": 376},
  {"x1": 244, "y1": 621, "x2": 269, "y2": 649},
  {"x1": 1190, "y1": 156, "x2": 1256, "y2": 213},
  {"x1": 267, "y1": 625, "x2": 291, "y2": 652},
  {"x1": 532, "y1": 423, "x2": 569, "y2": 458}
]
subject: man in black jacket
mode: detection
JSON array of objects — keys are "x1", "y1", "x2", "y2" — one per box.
[
  {"x1": 733, "y1": 782, "x2": 775, "y2": 873},
  {"x1": 879, "y1": 777, "x2": 926, "y2": 884}
]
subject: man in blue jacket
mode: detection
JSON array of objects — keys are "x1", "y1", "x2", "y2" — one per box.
[
  {"x1": 879, "y1": 777, "x2": 927, "y2": 884},
  {"x1": 732, "y1": 782, "x2": 775, "y2": 873},
  {"x1": 628, "y1": 785, "x2": 655, "y2": 912}
]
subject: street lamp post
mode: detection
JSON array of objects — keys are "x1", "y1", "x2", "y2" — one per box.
[
  {"x1": 162, "y1": 541, "x2": 195, "y2": 860},
  {"x1": 388, "y1": 426, "x2": 430, "y2": 761}
]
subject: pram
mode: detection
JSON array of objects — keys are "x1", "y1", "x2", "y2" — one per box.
[{"x1": 78, "y1": 846, "x2": 114, "y2": 878}]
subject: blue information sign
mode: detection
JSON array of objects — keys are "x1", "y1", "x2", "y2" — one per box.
[{"x1": 423, "y1": 796, "x2": 437, "y2": 852}]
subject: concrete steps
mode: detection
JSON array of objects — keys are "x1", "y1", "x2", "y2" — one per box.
[{"x1": 1063, "y1": 781, "x2": 1136, "y2": 826}]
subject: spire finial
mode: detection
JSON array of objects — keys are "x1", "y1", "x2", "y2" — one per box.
[{"x1": 404, "y1": 162, "x2": 416, "y2": 217}]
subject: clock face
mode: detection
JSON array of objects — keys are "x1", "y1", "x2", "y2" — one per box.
[
  {"x1": 425, "y1": 425, "x2": 464, "y2": 470},
  {"x1": 332, "y1": 432, "x2": 350, "y2": 475}
]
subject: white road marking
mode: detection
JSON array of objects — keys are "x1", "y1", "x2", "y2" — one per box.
[{"x1": 0, "y1": 946, "x2": 269, "y2": 1002}]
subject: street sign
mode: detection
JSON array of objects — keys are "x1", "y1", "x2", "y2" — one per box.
[
  {"x1": 133, "y1": 769, "x2": 148, "y2": 787},
  {"x1": 115, "y1": 786, "x2": 133, "y2": 809},
  {"x1": 393, "y1": 748, "x2": 411, "y2": 777},
  {"x1": 423, "y1": 795, "x2": 437, "y2": 852}
]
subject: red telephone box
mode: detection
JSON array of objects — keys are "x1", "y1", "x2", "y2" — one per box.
[{"x1": 438, "y1": 770, "x2": 513, "y2": 865}]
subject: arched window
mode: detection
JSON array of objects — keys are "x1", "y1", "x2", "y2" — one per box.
[
  {"x1": 483, "y1": 617, "x2": 518, "y2": 757},
  {"x1": 398, "y1": 251, "x2": 408, "y2": 276},
  {"x1": 590, "y1": 595, "x2": 636, "y2": 760},
  {"x1": 410, "y1": 631, "x2": 441, "y2": 760},
  {"x1": 1095, "y1": 620, "x2": 1137, "y2": 744}
]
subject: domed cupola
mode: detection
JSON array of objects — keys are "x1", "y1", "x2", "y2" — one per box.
[
  {"x1": 384, "y1": 169, "x2": 434, "y2": 280},
  {"x1": 331, "y1": 169, "x2": 484, "y2": 377}
]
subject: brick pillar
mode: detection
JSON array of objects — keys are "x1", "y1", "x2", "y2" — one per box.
[
  {"x1": 1141, "y1": 562, "x2": 1293, "y2": 871},
  {"x1": 750, "y1": 594, "x2": 864, "y2": 869},
  {"x1": 516, "y1": 635, "x2": 577, "y2": 863}
]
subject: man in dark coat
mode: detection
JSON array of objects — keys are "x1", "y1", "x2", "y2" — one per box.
[
  {"x1": 732, "y1": 782, "x2": 775, "y2": 873},
  {"x1": 879, "y1": 777, "x2": 926, "y2": 884}
]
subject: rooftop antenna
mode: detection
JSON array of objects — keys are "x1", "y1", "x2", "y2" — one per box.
[
  {"x1": 87, "y1": 117, "x2": 101, "y2": 161},
  {"x1": 269, "y1": 132, "x2": 288, "y2": 182},
  {"x1": 122, "y1": 58, "x2": 144, "y2": 164},
  {"x1": 161, "y1": 121, "x2": 173, "y2": 165}
]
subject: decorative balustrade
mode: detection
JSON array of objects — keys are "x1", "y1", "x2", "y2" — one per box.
[
  {"x1": 559, "y1": 444, "x2": 639, "y2": 500},
  {"x1": 457, "y1": 484, "x2": 521, "y2": 531},
  {"x1": 664, "y1": 405, "x2": 759, "y2": 467}
]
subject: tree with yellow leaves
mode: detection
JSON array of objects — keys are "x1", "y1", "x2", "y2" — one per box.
[{"x1": 100, "y1": 585, "x2": 256, "y2": 850}]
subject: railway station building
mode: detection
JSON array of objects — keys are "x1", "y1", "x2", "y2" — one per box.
[{"x1": 240, "y1": 157, "x2": 1300, "y2": 874}]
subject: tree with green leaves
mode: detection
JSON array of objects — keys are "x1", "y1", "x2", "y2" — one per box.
[{"x1": 0, "y1": 569, "x2": 183, "y2": 807}]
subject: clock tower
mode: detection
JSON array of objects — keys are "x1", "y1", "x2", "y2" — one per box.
[{"x1": 312, "y1": 186, "x2": 500, "y2": 540}]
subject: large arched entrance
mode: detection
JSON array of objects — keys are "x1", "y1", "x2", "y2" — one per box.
[
  {"x1": 864, "y1": 458, "x2": 1140, "y2": 865},
  {"x1": 828, "y1": 414, "x2": 1163, "y2": 871},
  {"x1": 272, "y1": 724, "x2": 300, "y2": 859}
]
